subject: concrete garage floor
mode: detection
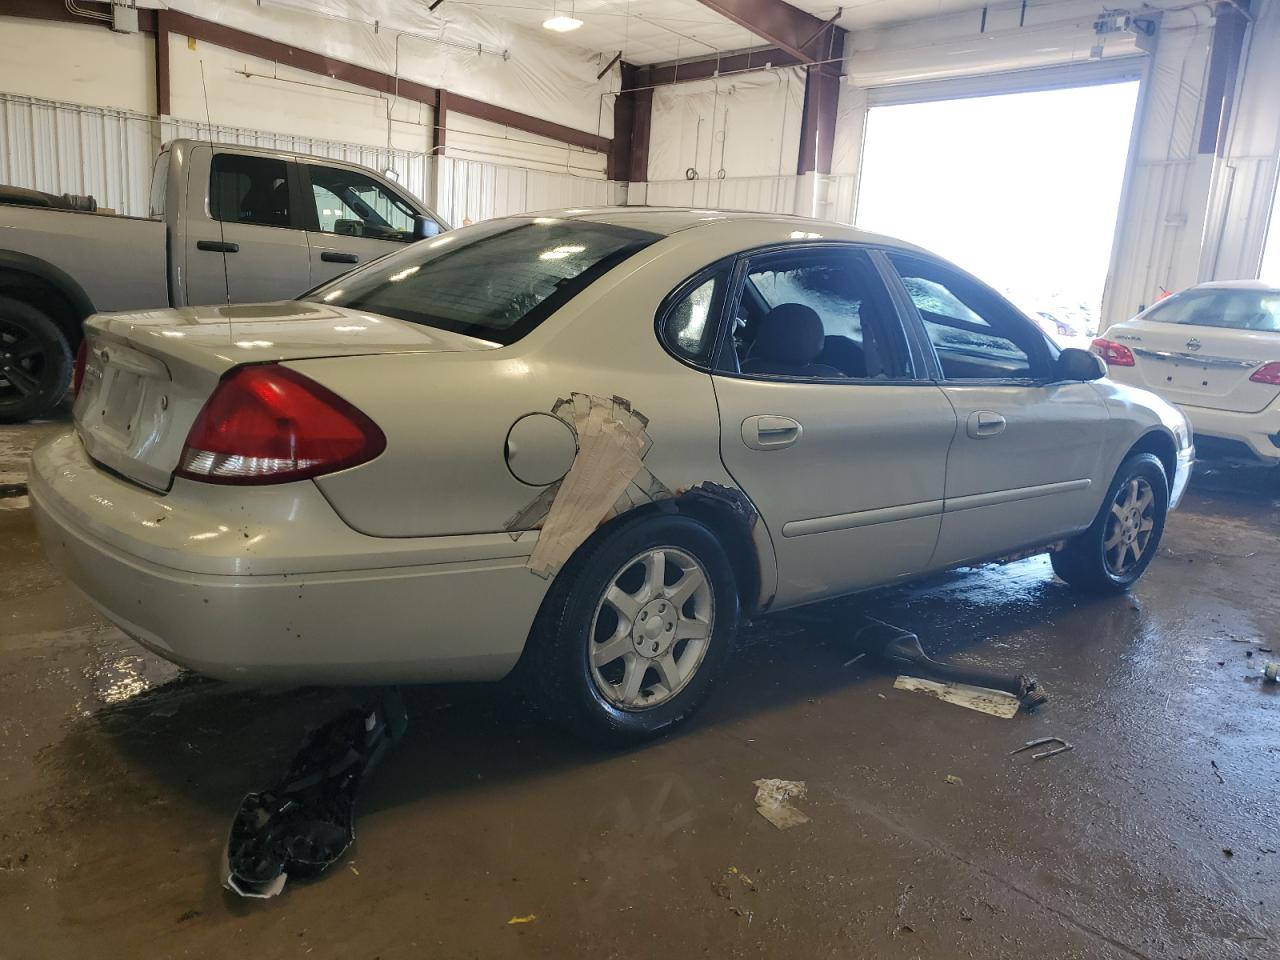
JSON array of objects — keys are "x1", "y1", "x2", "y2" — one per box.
[{"x1": 1, "y1": 419, "x2": 1277, "y2": 960}]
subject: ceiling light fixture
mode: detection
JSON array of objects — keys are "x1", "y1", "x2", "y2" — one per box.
[{"x1": 543, "y1": 0, "x2": 582, "y2": 32}]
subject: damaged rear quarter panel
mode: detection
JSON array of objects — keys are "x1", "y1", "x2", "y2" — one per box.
[{"x1": 293, "y1": 229, "x2": 780, "y2": 608}]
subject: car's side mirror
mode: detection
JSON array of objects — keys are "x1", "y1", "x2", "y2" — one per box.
[
  {"x1": 1053, "y1": 347, "x2": 1106, "y2": 382},
  {"x1": 413, "y1": 215, "x2": 441, "y2": 240}
]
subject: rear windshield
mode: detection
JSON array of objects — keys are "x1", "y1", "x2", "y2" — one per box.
[
  {"x1": 1143, "y1": 288, "x2": 1280, "y2": 332},
  {"x1": 306, "y1": 219, "x2": 660, "y2": 345}
]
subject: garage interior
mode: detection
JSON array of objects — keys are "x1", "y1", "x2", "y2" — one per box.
[{"x1": 1, "y1": 0, "x2": 1278, "y2": 956}]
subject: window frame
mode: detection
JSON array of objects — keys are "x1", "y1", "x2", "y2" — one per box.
[
  {"x1": 295, "y1": 160, "x2": 435, "y2": 241},
  {"x1": 876, "y1": 248, "x2": 1058, "y2": 384},
  {"x1": 207, "y1": 152, "x2": 308, "y2": 232}
]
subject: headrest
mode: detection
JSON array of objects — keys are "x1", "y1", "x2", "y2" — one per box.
[{"x1": 754, "y1": 303, "x2": 825, "y2": 365}]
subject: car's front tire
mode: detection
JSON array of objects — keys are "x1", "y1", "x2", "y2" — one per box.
[
  {"x1": 1051, "y1": 452, "x2": 1169, "y2": 593},
  {"x1": 520, "y1": 512, "x2": 739, "y2": 744}
]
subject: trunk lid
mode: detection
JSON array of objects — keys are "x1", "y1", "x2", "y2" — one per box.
[
  {"x1": 73, "y1": 300, "x2": 497, "y2": 491},
  {"x1": 1106, "y1": 318, "x2": 1280, "y2": 414}
]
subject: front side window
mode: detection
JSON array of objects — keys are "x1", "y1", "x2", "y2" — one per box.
[
  {"x1": 719, "y1": 248, "x2": 909, "y2": 380},
  {"x1": 309, "y1": 219, "x2": 659, "y2": 345},
  {"x1": 210, "y1": 154, "x2": 291, "y2": 228},
  {"x1": 307, "y1": 165, "x2": 430, "y2": 242},
  {"x1": 889, "y1": 253, "x2": 1044, "y2": 380},
  {"x1": 1142, "y1": 288, "x2": 1280, "y2": 332}
]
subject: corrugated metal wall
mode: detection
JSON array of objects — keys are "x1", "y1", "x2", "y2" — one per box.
[
  {"x1": 643, "y1": 173, "x2": 860, "y2": 222},
  {"x1": 0, "y1": 93, "x2": 155, "y2": 216},
  {"x1": 434, "y1": 156, "x2": 618, "y2": 225}
]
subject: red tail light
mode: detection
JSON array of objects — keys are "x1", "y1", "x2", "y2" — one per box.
[
  {"x1": 176, "y1": 365, "x2": 385, "y2": 485},
  {"x1": 72, "y1": 340, "x2": 88, "y2": 396},
  {"x1": 1091, "y1": 338, "x2": 1135, "y2": 367},
  {"x1": 1250, "y1": 362, "x2": 1280, "y2": 386}
]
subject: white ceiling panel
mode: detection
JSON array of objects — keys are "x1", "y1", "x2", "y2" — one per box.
[{"x1": 449, "y1": 0, "x2": 1039, "y2": 65}]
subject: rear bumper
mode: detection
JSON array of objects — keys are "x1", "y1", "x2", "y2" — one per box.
[
  {"x1": 29, "y1": 431, "x2": 550, "y2": 684},
  {"x1": 1180, "y1": 401, "x2": 1280, "y2": 465}
]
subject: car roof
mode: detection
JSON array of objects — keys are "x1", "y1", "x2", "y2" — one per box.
[
  {"x1": 1186, "y1": 279, "x2": 1280, "y2": 294},
  {"x1": 521, "y1": 205, "x2": 920, "y2": 249}
]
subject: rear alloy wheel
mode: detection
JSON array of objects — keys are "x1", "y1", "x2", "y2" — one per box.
[
  {"x1": 1051, "y1": 452, "x2": 1169, "y2": 592},
  {"x1": 588, "y1": 546, "x2": 714, "y2": 711},
  {"x1": 0, "y1": 296, "x2": 73, "y2": 423},
  {"x1": 520, "y1": 513, "x2": 739, "y2": 743}
]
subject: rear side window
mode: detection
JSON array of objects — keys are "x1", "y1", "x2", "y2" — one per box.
[
  {"x1": 210, "y1": 154, "x2": 292, "y2": 228},
  {"x1": 660, "y1": 268, "x2": 731, "y2": 365},
  {"x1": 1143, "y1": 288, "x2": 1280, "y2": 332},
  {"x1": 719, "y1": 248, "x2": 911, "y2": 379},
  {"x1": 311, "y1": 220, "x2": 660, "y2": 345}
]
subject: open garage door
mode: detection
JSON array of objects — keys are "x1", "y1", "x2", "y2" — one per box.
[
  {"x1": 1262, "y1": 180, "x2": 1280, "y2": 284},
  {"x1": 856, "y1": 69, "x2": 1141, "y2": 338}
]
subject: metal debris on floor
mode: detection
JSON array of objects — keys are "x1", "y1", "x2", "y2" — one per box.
[
  {"x1": 222, "y1": 692, "x2": 408, "y2": 898},
  {"x1": 862, "y1": 617, "x2": 1048, "y2": 712},
  {"x1": 1010, "y1": 737, "x2": 1074, "y2": 761},
  {"x1": 507, "y1": 915, "x2": 537, "y2": 925},
  {"x1": 752, "y1": 779, "x2": 809, "y2": 830},
  {"x1": 893, "y1": 676, "x2": 1022, "y2": 719}
]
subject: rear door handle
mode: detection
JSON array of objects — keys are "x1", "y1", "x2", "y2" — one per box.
[
  {"x1": 742, "y1": 415, "x2": 803, "y2": 451},
  {"x1": 196, "y1": 240, "x2": 239, "y2": 253},
  {"x1": 967, "y1": 410, "x2": 1007, "y2": 438},
  {"x1": 321, "y1": 251, "x2": 360, "y2": 264}
]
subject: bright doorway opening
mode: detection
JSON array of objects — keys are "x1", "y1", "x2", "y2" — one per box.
[
  {"x1": 856, "y1": 81, "x2": 1141, "y2": 337},
  {"x1": 1261, "y1": 178, "x2": 1280, "y2": 284}
]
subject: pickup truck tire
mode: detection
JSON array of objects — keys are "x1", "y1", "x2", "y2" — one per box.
[{"x1": 0, "y1": 295, "x2": 72, "y2": 423}]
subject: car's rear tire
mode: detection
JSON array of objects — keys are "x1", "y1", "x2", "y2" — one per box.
[
  {"x1": 0, "y1": 296, "x2": 73, "y2": 423},
  {"x1": 1051, "y1": 452, "x2": 1169, "y2": 593},
  {"x1": 519, "y1": 512, "x2": 739, "y2": 744}
]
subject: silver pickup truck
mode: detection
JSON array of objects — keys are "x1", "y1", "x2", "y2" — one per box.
[{"x1": 0, "y1": 139, "x2": 447, "y2": 421}]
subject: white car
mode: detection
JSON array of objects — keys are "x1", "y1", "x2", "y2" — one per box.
[
  {"x1": 1094, "y1": 281, "x2": 1280, "y2": 464},
  {"x1": 30, "y1": 209, "x2": 1193, "y2": 741}
]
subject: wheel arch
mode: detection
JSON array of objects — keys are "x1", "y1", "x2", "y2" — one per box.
[
  {"x1": 0, "y1": 250, "x2": 97, "y2": 348},
  {"x1": 1124, "y1": 428, "x2": 1178, "y2": 486},
  {"x1": 547, "y1": 482, "x2": 765, "y2": 617}
]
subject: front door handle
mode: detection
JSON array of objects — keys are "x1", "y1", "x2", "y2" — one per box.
[
  {"x1": 967, "y1": 410, "x2": 1007, "y2": 438},
  {"x1": 742, "y1": 415, "x2": 803, "y2": 451},
  {"x1": 196, "y1": 240, "x2": 239, "y2": 253},
  {"x1": 321, "y1": 251, "x2": 360, "y2": 264}
]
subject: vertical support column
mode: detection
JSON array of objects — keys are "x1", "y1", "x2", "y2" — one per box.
[
  {"x1": 608, "y1": 63, "x2": 653, "y2": 195},
  {"x1": 154, "y1": 9, "x2": 171, "y2": 117},
  {"x1": 430, "y1": 91, "x2": 449, "y2": 218},
  {"x1": 796, "y1": 27, "x2": 844, "y2": 176}
]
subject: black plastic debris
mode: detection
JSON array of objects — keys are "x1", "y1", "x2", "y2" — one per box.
[
  {"x1": 222, "y1": 691, "x2": 407, "y2": 898},
  {"x1": 861, "y1": 618, "x2": 1049, "y2": 712}
]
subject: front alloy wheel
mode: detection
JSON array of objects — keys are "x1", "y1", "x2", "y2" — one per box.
[
  {"x1": 1051, "y1": 451, "x2": 1169, "y2": 593},
  {"x1": 589, "y1": 546, "x2": 714, "y2": 711},
  {"x1": 1102, "y1": 477, "x2": 1156, "y2": 576}
]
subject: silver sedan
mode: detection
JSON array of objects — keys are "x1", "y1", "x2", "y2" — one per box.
[{"x1": 30, "y1": 209, "x2": 1193, "y2": 741}]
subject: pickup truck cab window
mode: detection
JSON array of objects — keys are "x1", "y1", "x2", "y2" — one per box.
[
  {"x1": 209, "y1": 153, "x2": 293, "y2": 229},
  {"x1": 305, "y1": 164, "x2": 429, "y2": 242}
]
